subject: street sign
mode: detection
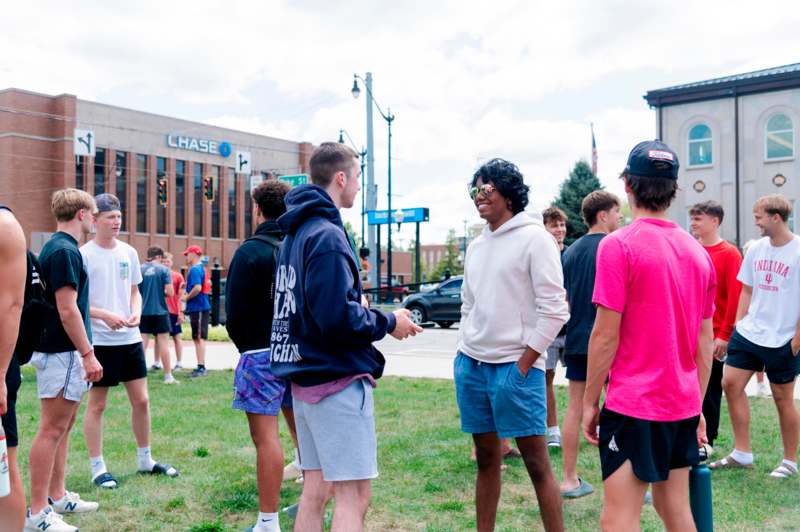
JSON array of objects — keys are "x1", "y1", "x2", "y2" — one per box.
[
  {"x1": 279, "y1": 174, "x2": 308, "y2": 187},
  {"x1": 367, "y1": 207, "x2": 429, "y2": 225},
  {"x1": 235, "y1": 151, "x2": 251, "y2": 174},
  {"x1": 74, "y1": 129, "x2": 95, "y2": 156}
]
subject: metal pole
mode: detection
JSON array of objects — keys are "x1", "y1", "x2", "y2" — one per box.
[
  {"x1": 415, "y1": 221, "x2": 421, "y2": 284},
  {"x1": 365, "y1": 73, "x2": 377, "y2": 290},
  {"x1": 386, "y1": 110, "x2": 393, "y2": 303},
  {"x1": 360, "y1": 149, "x2": 366, "y2": 246},
  {"x1": 376, "y1": 224, "x2": 381, "y2": 301}
]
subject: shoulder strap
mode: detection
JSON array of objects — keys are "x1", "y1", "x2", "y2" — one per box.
[{"x1": 246, "y1": 234, "x2": 283, "y2": 248}]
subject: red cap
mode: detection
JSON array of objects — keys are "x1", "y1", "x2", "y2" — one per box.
[{"x1": 183, "y1": 245, "x2": 203, "y2": 256}]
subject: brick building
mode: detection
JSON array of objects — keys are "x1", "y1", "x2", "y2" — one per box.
[{"x1": 0, "y1": 88, "x2": 312, "y2": 267}]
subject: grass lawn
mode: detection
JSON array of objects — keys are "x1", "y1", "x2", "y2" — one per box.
[{"x1": 14, "y1": 367, "x2": 800, "y2": 531}]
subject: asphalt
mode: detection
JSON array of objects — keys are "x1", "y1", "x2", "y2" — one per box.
[{"x1": 144, "y1": 326, "x2": 796, "y2": 399}]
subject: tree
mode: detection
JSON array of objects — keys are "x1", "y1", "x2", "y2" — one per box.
[
  {"x1": 552, "y1": 160, "x2": 603, "y2": 245},
  {"x1": 430, "y1": 229, "x2": 463, "y2": 281}
]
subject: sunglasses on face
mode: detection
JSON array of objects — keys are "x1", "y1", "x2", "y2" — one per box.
[{"x1": 469, "y1": 183, "x2": 495, "y2": 200}]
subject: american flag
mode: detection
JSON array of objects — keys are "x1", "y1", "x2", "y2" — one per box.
[{"x1": 591, "y1": 123, "x2": 598, "y2": 175}]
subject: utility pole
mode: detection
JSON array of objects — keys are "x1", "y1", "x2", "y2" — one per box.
[{"x1": 365, "y1": 72, "x2": 377, "y2": 289}]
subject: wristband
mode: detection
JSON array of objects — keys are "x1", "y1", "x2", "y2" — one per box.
[{"x1": 81, "y1": 348, "x2": 94, "y2": 358}]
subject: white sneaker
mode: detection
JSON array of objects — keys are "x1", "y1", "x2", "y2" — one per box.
[
  {"x1": 757, "y1": 381, "x2": 771, "y2": 397},
  {"x1": 25, "y1": 507, "x2": 78, "y2": 532},
  {"x1": 283, "y1": 460, "x2": 302, "y2": 481},
  {"x1": 174, "y1": 362, "x2": 183, "y2": 370},
  {"x1": 49, "y1": 490, "x2": 99, "y2": 514},
  {"x1": 164, "y1": 374, "x2": 180, "y2": 384}
]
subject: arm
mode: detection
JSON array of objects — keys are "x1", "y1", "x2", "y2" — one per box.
[
  {"x1": 224, "y1": 252, "x2": 251, "y2": 349},
  {"x1": 696, "y1": 318, "x2": 714, "y2": 401},
  {"x1": 460, "y1": 247, "x2": 474, "y2": 322},
  {"x1": 183, "y1": 284, "x2": 201, "y2": 301},
  {"x1": 127, "y1": 284, "x2": 141, "y2": 327},
  {"x1": 89, "y1": 306, "x2": 128, "y2": 329},
  {"x1": 0, "y1": 213, "x2": 26, "y2": 414},
  {"x1": 582, "y1": 306, "x2": 621, "y2": 445},
  {"x1": 164, "y1": 282, "x2": 175, "y2": 298},
  {"x1": 54, "y1": 286, "x2": 102, "y2": 381},
  {"x1": 735, "y1": 284, "x2": 752, "y2": 323}
]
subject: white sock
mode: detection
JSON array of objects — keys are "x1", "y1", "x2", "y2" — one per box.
[
  {"x1": 731, "y1": 449, "x2": 754, "y2": 465},
  {"x1": 782, "y1": 459, "x2": 798, "y2": 470},
  {"x1": 254, "y1": 511, "x2": 280, "y2": 532},
  {"x1": 137, "y1": 447, "x2": 157, "y2": 471},
  {"x1": 547, "y1": 426, "x2": 561, "y2": 437},
  {"x1": 90, "y1": 455, "x2": 107, "y2": 480},
  {"x1": 50, "y1": 493, "x2": 67, "y2": 505}
]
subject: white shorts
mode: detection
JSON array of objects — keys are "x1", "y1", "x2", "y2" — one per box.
[{"x1": 30, "y1": 351, "x2": 89, "y2": 402}]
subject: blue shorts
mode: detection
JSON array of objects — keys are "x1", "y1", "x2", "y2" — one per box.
[
  {"x1": 232, "y1": 349, "x2": 292, "y2": 415},
  {"x1": 168, "y1": 313, "x2": 182, "y2": 337},
  {"x1": 454, "y1": 351, "x2": 546, "y2": 438},
  {"x1": 726, "y1": 330, "x2": 800, "y2": 385},
  {"x1": 564, "y1": 353, "x2": 588, "y2": 381}
]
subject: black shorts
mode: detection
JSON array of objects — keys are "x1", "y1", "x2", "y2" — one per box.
[
  {"x1": 726, "y1": 330, "x2": 800, "y2": 385},
  {"x1": 1, "y1": 356, "x2": 21, "y2": 447},
  {"x1": 168, "y1": 313, "x2": 182, "y2": 337},
  {"x1": 189, "y1": 310, "x2": 209, "y2": 340},
  {"x1": 598, "y1": 407, "x2": 700, "y2": 483},
  {"x1": 93, "y1": 343, "x2": 148, "y2": 387},
  {"x1": 564, "y1": 353, "x2": 587, "y2": 381},
  {"x1": 139, "y1": 314, "x2": 171, "y2": 335}
]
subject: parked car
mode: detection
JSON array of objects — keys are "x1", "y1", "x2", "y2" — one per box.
[{"x1": 402, "y1": 276, "x2": 463, "y2": 328}]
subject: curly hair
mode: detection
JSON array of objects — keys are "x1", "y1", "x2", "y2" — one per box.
[
  {"x1": 542, "y1": 206, "x2": 567, "y2": 226},
  {"x1": 252, "y1": 179, "x2": 291, "y2": 220},
  {"x1": 470, "y1": 158, "x2": 530, "y2": 214}
]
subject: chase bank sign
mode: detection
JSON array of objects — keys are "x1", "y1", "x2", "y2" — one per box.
[{"x1": 166, "y1": 134, "x2": 232, "y2": 158}]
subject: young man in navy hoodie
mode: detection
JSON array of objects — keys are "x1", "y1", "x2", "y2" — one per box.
[{"x1": 271, "y1": 142, "x2": 422, "y2": 532}]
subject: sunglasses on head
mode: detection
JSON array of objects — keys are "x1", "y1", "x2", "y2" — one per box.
[{"x1": 469, "y1": 183, "x2": 495, "y2": 200}]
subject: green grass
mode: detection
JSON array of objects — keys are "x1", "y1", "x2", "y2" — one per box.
[
  {"x1": 14, "y1": 367, "x2": 800, "y2": 531},
  {"x1": 179, "y1": 322, "x2": 231, "y2": 342}
]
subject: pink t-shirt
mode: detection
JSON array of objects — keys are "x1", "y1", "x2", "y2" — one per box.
[{"x1": 592, "y1": 218, "x2": 716, "y2": 422}]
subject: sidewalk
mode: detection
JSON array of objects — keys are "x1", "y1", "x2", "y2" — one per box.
[{"x1": 144, "y1": 334, "x2": 796, "y2": 399}]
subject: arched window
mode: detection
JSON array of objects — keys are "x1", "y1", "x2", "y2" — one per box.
[
  {"x1": 766, "y1": 114, "x2": 794, "y2": 160},
  {"x1": 688, "y1": 124, "x2": 712, "y2": 166}
]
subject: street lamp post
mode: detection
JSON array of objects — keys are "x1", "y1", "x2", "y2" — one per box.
[
  {"x1": 338, "y1": 129, "x2": 367, "y2": 246},
  {"x1": 352, "y1": 73, "x2": 395, "y2": 302}
]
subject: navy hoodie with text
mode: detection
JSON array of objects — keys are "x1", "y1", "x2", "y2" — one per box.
[{"x1": 270, "y1": 185, "x2": 396, "y2": 386}]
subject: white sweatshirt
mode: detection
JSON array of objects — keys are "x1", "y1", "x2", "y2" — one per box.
[{"x1": 458, "y1": 212, "x2": 569, "y2": 371}]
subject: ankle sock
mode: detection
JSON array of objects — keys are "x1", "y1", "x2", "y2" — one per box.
[
  {"x1": 254, "y1": 511, "x2": 280, "y2": 532},
  {"x1": 783, "y1": 458, "x2": 798, "y2": 470},
  {"x1": 731, "y1": 449, "x2": 754, "y2": 465},
  {"x1": 90, "y1": 455, "x2": 107, "y2": 480},
  {"x1": 547, "y1": 426, "x2": 561, "y2": 437},
  {"x1": 137, "y1": 447, "x2": 157, "y2": 471}
]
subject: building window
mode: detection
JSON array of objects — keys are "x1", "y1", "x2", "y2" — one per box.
[
  {"x1": 75, "y1": 156, "x2": 85, "y2": 190},
  {"x1": 244, "y1": 178, "x2": 253, "y2": 238},
  {"x1": 211, "y1": 166, "x2": 221, "y2": 238},
  {"x1": 156, "y1": 157, "x2": 167, "y2": 234},
  {"x1": 766, "y1": 114, "x2": 794, "y2": 160},
  {"x1": 688, "y1": 124, "x2": 712, "y2": 166},
  {"x1": 194, "y1": 162, "x2": 204, "y2": 237},
  {"x1": 94, "y1": 148, "x2": 106, "y2": 193},
  {"x1": 136, "y1": 154, "x2": 148, "y2": 233},
  {"x1": 115, "y1": 151, "x2": 127, "y2": 230},
  {"x1": 228, "y1": 168, "x2": 237, "y2": 239},
  {"x1": 175, "y1": 160, "x2": 186, "y2": 235}
]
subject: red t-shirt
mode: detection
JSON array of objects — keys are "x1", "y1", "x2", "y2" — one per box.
[
  {"x1": 166, "y1": 270, "x2": 184, "y2": 315},
  {"x1": 704, "y1": 241, "x2": 742, "y2": 342}
]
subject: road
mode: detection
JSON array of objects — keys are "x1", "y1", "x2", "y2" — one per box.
[{"x1": 146, "y1": 325, "x2": 797, "y2": 398}]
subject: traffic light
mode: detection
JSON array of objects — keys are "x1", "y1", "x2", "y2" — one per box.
[
  {"x1": 203, "y1": 176, "x2": 215, "y2": 202},
  {"x1": 157, "y1": 178, "x2": 168, "y2": 206}
]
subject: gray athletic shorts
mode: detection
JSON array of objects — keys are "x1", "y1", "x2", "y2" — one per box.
[
  {"x1": 294, "y1": 378, "x2": 378, "y2": 482},
  {"x1": 30, "y1": 351, "x2": 89, "y2": 402},
  {"x1": 546, "y1": 335, "x2": 566, "y2": 371}
]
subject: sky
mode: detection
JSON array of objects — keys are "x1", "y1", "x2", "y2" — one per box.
[{"x1": 3, "y1": 1, "x2": 800, "y2": 246}]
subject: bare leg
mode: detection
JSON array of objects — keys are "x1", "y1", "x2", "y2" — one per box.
[
  {"x1": 652, "y1": 468, "x2": 696, "y2": 532},
  {"x1": 516, "y1": 435, "x2": 564, "y2": 532},
  {"x1": 331, "y1": 479, "x2": 371, "y2": 532},
  {"x1": 770, "y1": 380, "x2": 799, "y2": 463},
  {"x1": 155, "y1": 333, "x2": 171, "y2": 376},
  {"x1": 29, "y1": 396, "x2": 80, "y2": 514},
  {"x1": 142, "y1": 334, "x2": 151, "y2": 354},
  {"x1": 172, "y1": 334, "x2": 183, "y2": 364},
  {"x1": 546, "y1": 369, "x2": 558, "y2": 429},
  {"x1": 194, "y1": 338, "x2": 206, "y2": 366},
  {"x1": 247, "y1": 413, "x2": 284, "y2": 512},
  {"x1": 0, "y1": 446, "x2": 26, "y2": 531},
  {"x1": 600, "y1": 460, "x2": 648, "y2": 532},
  {"x1": 295, "y1": 469, "x2": 330, "y2": 532},
  {"x1": 123, "y1": 378, "x2": 150, "y2": 448},
  {"x1": 561, "y1": 380, "x2": 586, "y2": 491},
  {"x1": 473, "y1": 432, "x2": 502, "y2": 532},
  {"x1": 83, "y1": 386, "x2": 109, "y2": 459},
  {"x1": 281, "y1": 405, "x2": 299, "y2": 450},
  {"x1": 48, "y1": 408, "x2": 78, "y2": 500},
  {"x1": 722, "y1": 366, "x2": 755, "y2": 452}
]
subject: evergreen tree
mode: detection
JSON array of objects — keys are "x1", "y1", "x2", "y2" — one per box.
[
  {"x1": 430, "y1": 229, "x2": 464, "y2": 281},
  {"x1": 552, "y1": 160, "x2": 603, "y2": 245}
]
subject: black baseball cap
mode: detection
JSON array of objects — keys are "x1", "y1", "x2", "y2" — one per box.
[{"x1": 624, "y1": 140, "x2": 680, "y2": 180}]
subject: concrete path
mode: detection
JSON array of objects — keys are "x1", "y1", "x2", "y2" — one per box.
[{"x1": 145, "y1": 327, "x2": 798, "y2": 399}]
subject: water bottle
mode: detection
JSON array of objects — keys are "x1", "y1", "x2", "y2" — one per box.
[
  {"x1": 0, "y1": 423, "x2": 10, "y2": 498},
  {"x1": 689, "y1": 448, "x2": 713, "y2": 532}
]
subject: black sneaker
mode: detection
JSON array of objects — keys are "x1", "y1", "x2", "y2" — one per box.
[
  {"x1": 190, "y1": 367, "x2": 207, "y2": 378},
  {"x1": 150, "y1": 364, "x2": 162, "y2": 371}
]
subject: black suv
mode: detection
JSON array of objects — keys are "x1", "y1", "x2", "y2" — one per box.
[{"x1": 402, "y1": 276, "x2": 462, "y2": 329}]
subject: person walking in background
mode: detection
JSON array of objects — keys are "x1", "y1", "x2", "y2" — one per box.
[
  {"x1": 559, "y1": 190, "x2": 621, "y2": 499},
  {"x1": 183, "y1": 245, "x2": 211, "y2": 378},
  {"x1": 162, "y1": 252, "x2": 185, "y2": 370},
  {"x1": 542, "y1": 206, "x2": 569, "y2": 449},
  {"x1": 139, "y1": 246, "x2": 177, "y2": 384},
  {"x1": 689, "y1": 201, "x2": 742, "y2": 454}
]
